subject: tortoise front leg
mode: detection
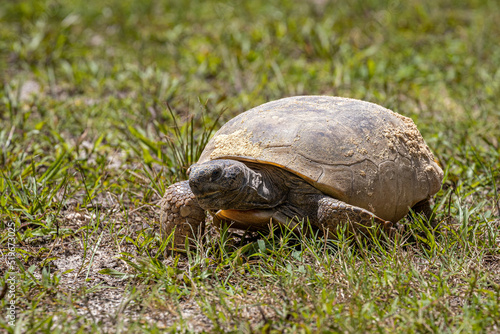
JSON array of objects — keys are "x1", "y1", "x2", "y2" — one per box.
[
  {"x1": 160, "y1": 180, "x2": 206, "y2": 249},
  {"x1": 316, "y1": 197, "x2": 395, "y2": 237}
]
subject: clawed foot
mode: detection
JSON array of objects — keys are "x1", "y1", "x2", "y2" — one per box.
[{"x1": 160, "y1": 180, "x2": 206, "y2": 250}]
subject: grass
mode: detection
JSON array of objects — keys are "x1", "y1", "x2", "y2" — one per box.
[{"x1": 1, "y1": 0, "x2": 499, "y2": 332}]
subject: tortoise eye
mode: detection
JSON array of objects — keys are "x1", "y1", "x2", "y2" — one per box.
[{"x1": 210, "y1": 168, "x2": 222, "y2": 181}]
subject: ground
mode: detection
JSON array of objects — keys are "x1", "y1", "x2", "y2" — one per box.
[{"x1": 1, "y1": 0, "x2": 499, "y2": 332}]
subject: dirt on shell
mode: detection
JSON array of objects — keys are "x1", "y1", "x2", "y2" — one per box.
[
  {"x1": 382, "y1": 115, "x2": 435, "y2": 160},
  {"x1": 210, "y1": 128, "x2": 263, "y2": 159}
]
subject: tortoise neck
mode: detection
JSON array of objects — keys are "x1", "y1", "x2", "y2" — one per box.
[{"x1": 222, "y1": 162, "x2": 288, "y2": 210}]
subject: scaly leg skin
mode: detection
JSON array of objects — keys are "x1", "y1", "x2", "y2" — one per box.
[
  {"x1": 317, "y1": 197, "x2": 395, "y2": 238},
  {"x1": 160, "y1": 180, "x2": 206, "y2": 250}
]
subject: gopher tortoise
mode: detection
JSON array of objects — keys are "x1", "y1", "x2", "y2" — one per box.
[{"x1": 160, "y1": 96, "x2": 443, "y2": 246}]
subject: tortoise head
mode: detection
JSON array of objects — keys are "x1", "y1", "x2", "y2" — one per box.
[
  {"x1": 188, "y1": 159, "x2": 285, "y2": 210},
  {"x1": 188, "y1": 160, "x2": 247, "y2": 210}
]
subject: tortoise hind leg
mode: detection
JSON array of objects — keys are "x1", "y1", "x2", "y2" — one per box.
[
  {"x1": 409, "y1": 198, "x2": 437, "y2": 228},
  {"x1": 316, "y1": 197, "x2": 394, "y2": 237},
  {"x1": 160, "y1": 180, "x2": 206, "y2": 249}
]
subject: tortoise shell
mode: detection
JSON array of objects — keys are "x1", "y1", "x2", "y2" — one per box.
[{"x1": 197, "y1": 96, "x2": 443, "y2": 222}]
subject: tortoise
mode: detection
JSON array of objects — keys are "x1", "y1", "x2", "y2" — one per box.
[{"x1": 160, "y1": 96, "x2": 443, "y2": 246}]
